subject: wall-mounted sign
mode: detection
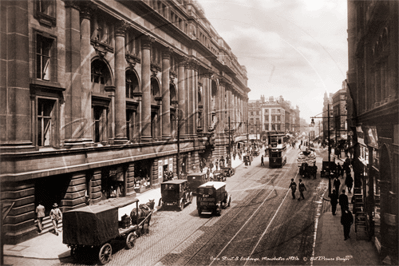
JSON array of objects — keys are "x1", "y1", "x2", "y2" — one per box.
[
  {"x1": 364, "y1": 126, "x2": 378, "y2": 149},
  {"x1": 357, "y1": 126, "x2": 365, "y2": 145}
]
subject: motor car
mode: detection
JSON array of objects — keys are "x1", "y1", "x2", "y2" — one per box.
[
  {"x1": 159, "y1": 180, "x2": 193, "y2": 211},
  {"x1": 196, "y1": 181, "x2": 231, "y2": 216}
]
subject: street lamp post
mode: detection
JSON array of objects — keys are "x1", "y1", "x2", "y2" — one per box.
[{"x1": 311, "y1": 103, "x2": 332, "y2": 196}]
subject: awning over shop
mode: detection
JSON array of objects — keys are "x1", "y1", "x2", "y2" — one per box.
[{"x1": 234, "y1": 135, "x2": 247, "y2": 142}]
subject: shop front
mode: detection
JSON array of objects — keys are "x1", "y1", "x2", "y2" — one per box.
[
  {"x1": 101, "y1": 165, "x2": 126, "y2": 199},
  {"x1": 158, "y1": 157, "x2": 174, "y2": 182},
  {"x1": 133, "y1": 159, "x2": 153, "y2": 193}
]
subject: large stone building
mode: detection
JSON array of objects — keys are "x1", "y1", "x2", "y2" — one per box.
[
  {"x1": 248, "y1": 96, "x2": 300, "y2": 142},
  {"x1": 347, "y1": 0, "x2": 398, "y2": 263},
  {"x1": 0, "y1": 0, "x2": 249, "y2": 243}
]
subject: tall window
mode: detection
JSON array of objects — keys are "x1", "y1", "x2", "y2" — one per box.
[
  {"x1": 36, "y1": 35, "x2": 53, "y2": 80},
  {"x1": 93, "y1": 107, "x2": 107, "y2": 143},
  {"x1": 91, "y1": 59, "x2": 111, "y2": 93},
  {"x1": 36, "y1": 0, "x2": 55, "y2": 17},
  {"x1": 37, "y1": 98, "x2": 55, "y2": 146},
  {"x1": 126, "y1": 110, "x2": 135, "y2": 141},
  {"x1": 126, "y1": 70, "x2": 138, "y2": 99}
]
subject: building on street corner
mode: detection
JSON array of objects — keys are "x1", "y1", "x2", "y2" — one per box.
[
  {"x1": 347, "y1": 0, "x2": 398, "y2": 264},
  {"x1": 0, "y1": 0, "x2": 249, "y2": 244}
]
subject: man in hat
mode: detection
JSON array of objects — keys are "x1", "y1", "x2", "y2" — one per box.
[
  {"x1": 298, "y1": 179, "x2": 307, "y2": 201},
  {"x1": 50, "y1": 203, "x2": 62, "y2": 236}
]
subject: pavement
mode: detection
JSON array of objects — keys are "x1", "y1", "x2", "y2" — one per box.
[{"x1": 3, "y1": 150, "x2": 382, "y2": 265}]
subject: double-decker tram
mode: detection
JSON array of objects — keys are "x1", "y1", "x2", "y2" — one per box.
[{"x1": 267, "y1": 133, "x2": 287, "y2": 168}]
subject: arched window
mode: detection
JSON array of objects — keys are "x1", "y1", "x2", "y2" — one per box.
[
  {"x1": 91, "y1": 59, "x2": 111, "y2": 93},
  {"x1": 151, "y1": 78, "x2": 160, "y2": 98},
  {"x1": 126, "y1": 70, "x2": 139, "y2": 98}
]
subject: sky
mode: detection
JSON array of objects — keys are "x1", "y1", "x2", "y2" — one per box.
[{"x1": 197, "y1": 0, "x2": 348, "y2": 124}]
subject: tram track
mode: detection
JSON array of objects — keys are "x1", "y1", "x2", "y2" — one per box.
[
  {"x1": 177, "y1": 149, "x2": 300, "y2": 266},
  {"x1": 141, "y1": 163, "x2": 281, "y2": 266}
]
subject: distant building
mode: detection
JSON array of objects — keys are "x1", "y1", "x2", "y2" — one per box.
[
  {"x1": 332, "y1": 83, "x2": 348, "y2": 144},
  {"x1": 248, "y1": 96, "x2": 300, "y2": 142}
]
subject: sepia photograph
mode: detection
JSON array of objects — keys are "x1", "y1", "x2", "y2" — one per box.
[{"x1": 1, "y1": 0, "x2": 397, "y2": 265}]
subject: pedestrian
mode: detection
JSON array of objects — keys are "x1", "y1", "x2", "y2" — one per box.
[
  {"x1": 345, "y1": 173, "x2": 353, "y2": 194},
  {"x1": 50, "y1": 203, "x2": 62, "y2": 236},
  {"x1": 333, "y1": 177, "x2": 341, "y2": 193},
  {"x1": 298, "y1": 179, "x2": 306, "y2": 201},
  {"x1": 261, "y1": 155, "x2": 264, "y2": 166},
  {"x1": 330, "y1": 189, "x2": 338, "y2": 215},
  {"x1": 215, "y1": 159, "x2": 219, "y2": 170},
  {"x1": 337, "y1": 163, "x2": 343, "y2": 177},
  {"x1": 36, "y1": 202, "x2": 45, "y2": 233},
  {"x1": 341, "y1": 209, "x2": 353, "y2": 240},
  {"x1": 289, "y1": 178, "x2": 297, "y2": 199},
  {"x1": 339, "y1": 190, "x2": 349, "y2": 214},
  {"x1": 209, "y1": 171, "x2": 214, "y2": 181}
]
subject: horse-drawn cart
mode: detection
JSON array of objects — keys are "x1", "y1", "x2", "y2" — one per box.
[{"x1": 63, "y1": 197, "x2": 152, "y2": 264}]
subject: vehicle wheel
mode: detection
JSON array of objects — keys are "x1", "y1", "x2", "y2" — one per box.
[
  {"x1": 198, "y1": 209, "x2": 201, "y2": 216},
  {"x1": 179, "y1": 199, "x2": 184, "y2": 211},
  {"x1": 98, "y1": 243, "x2": 112, "y2": 265},
  {"x1": 125, "y1": 232, "x2": 137, "y2": 249},
  {"x1": 158, "y1": 198, "x2": 162, "y2": 207},
  {"x1": 228, "y1": 196, "x2": 231, "y2": 207}
]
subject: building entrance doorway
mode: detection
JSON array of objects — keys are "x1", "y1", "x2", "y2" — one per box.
[{"x1": 35, "y1": 174, "x2": 70, "y2": 214}]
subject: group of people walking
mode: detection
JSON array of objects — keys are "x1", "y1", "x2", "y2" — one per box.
[
  {"x1": 36, "y1": 202, "x2": 63, "y2": 236},
  {"x1": 289, "y1": 178, "x2": 307, "y2": 201}
]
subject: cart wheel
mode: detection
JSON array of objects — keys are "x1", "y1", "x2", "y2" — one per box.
[
  {"x1": 179, "y1": 199, "x2": 184, "y2": 211},
  {"x1": 125, "y1": 232, "x2": 137, "y2": 249},
  {"x1": 98, "y1": 243, "x2": 112, "y2": 265}
]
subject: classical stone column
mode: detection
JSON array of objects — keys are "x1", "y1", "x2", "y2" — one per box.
[
  {"x1": 203, "y1": 74, "x2": 209, "y2": 133},
  {"x1": 79, "y1": 2, "x2": 94, "y2": 144},
  {"x1": 141, "y1": 36, "x2": 153, "y2": 141},
  {"x1": 114, "y1": 20, "x2": 128, "y2": 143},
  {"x1": 64, "y1": 1, "x2": 82, "y2": 144},
  {"x1": 193, "y1": 64, "x2": 198, "y2": 134},
  {"x1": 162, "y1": 48, "x2": 172, "y2": 140},
  {"x1": 185, "y1": 61, "x2": 193, "y2": 136},
  {"x1": 178, "y1": 58, "x2": 187, "y2": 137}
]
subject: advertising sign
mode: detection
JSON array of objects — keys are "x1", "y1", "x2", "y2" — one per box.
[{"x1": 364, "y1": 126, "x2": 378, "y2": 149}]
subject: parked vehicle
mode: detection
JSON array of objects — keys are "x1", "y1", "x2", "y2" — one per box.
[
  {"x1": 187, "y1": 172, "x2": 208, "y2": 193},
  {"x1": 243, "y1": 155, "x2": 252, "y2": 166},
  {"x1": 196, "y1": 181, "x2": 231, "y2": 216},
  {"x1": 320, "y1": 161, "x2": 337, "y2": 177},
  {"x1": 159, "y1": 180, "x2": 193, "y2": 211},
  {"x1": 63, "y1": 197, "x2": 152, "y2": 265},
  {"x1": 213, "y1": 171, "x2": 226, "y2": 181},
  {"x1": 220, "y1": 166, "x2": 235, "y2": 177}
]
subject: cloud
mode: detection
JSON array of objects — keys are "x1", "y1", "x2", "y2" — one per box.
[{"x1": 198, "y1": 0, "x2": 348, "y2": 122}]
